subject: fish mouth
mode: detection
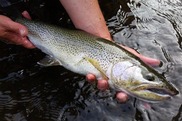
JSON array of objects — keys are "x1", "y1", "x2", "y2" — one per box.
[
  {"x1": 145, "y1": 81, "x2": 179, "y2": 96},
  {"x1": 147, "y1": 88, "x2": 179, "y2": 96},
  {"x1": 129, "y1": 84, "x2": 179, "y2": 101},
  {"x1": 131, "y1": 83, "x2": 179, "y2": 96}
]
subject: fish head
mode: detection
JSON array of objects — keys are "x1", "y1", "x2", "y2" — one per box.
[{"x1": 108, "y1": 61, "x2": 179, "y2": 102}]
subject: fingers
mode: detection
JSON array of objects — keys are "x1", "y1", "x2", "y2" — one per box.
[
  {"x1": 10, "y1": 21, "x2": 28, "y2": 36},
  {"x1": 0, "y1": 15, "x2": 35, "y2": 48},
  {"x1": 138, "y1": 55, "x2": 161, "y2": 66},
  {"x1": 5, "y1": 22, "x2": 34, "y2": 48},
  {"x1": 22, "y1": 11, "x2": 32, "y2": 20},
  {"x1": 86, "y1": 74, "x2": 109, "y2": 90},
  {"x1": 21, "y1": 37, "x2": 35, "y2": 48},
  {"x1": 86, "y1": 73, "x2": 128, "y2": 103},
  {"x1": 120, "y1": 45, "x2": 161, "y2": 66},
  {"x1": 86, "y1": 73, "x2": 96, "y2": 83},
  {"x1": 0, "y1": 15, "x2": 27, "y2": 36},
  {"x1": 116, "y1": 92, "x2": 128, "y2": 103},
  {"x1": 97, "y1": 79, "x2": 109, "y2": 90},
  {"x1": 97, "y1": 79, "x2": 128, "y2": 103},
  {"x1": 21, "y1": 11, "x2": 35, "y2": 48}
]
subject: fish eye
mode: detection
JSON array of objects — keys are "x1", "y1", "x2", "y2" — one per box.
[{"x1": 145, "y1": 73, "x2": 155, "y2": 81}]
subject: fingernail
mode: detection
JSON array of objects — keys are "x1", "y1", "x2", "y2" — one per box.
[
  {"x1": 22, "y1": 38, "x2": 35, "y2": 48},
  {"x1": 116, "y1": 93, "x2": 128, "y2": 103},
  {"x1": 86, "y1": 74, "x2": 96, "y2": 83},
  {"x1": 20, "y1": 29, "x2": 26, "y2": 36},
  {"x1": 97, "y1": 80, "x2": 108, "y2": 91}
]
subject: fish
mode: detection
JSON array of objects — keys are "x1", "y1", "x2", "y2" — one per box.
[{"x1": 16, "y1": 18, "x2": 178, "y2": 102}]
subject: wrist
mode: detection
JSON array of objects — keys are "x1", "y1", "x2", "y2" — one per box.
[{"x1": 75, "y1": 21, "x2": 112, "y2": 41}]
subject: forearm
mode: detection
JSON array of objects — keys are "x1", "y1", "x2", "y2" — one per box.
[{"x1": 59, "y1": 0, "x2": 112, "y2": 40}]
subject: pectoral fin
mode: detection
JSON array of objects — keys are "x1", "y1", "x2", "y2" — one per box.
[
  {"x1": 84, "y1": 57, "x2": 108, "y2": 80},
  {"x1": 38, "y1": 55, "x2": 62, "y2": 66}
]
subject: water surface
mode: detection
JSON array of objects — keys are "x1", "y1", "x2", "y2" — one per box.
[{"x1": 0, "y1": 0, "x2": 182, "y2": 121}]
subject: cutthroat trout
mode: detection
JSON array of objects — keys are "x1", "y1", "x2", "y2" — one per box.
[{"x1": 17, "y1": 18, "x2": 178, "y2": 102}]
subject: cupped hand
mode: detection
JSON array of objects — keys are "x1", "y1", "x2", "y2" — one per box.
[
  {"x1": 86, "y1": 45, "x2": 161, "y2": 103},
  {"x1": 0, "y1": 11, "x2": 34, "y2": 48}
]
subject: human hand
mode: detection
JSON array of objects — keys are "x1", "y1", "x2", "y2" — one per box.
[
  {"x1": 0, "y1": 11, "x2": 34, "y2": 48},
  {"x1": 86, "y1": 46, "x2": 161, "y2": 103}
]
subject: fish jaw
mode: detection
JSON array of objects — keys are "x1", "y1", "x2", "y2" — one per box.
[
  {"x1": 107, "y1": 61, "x2": 178, "y2": 102},
  {"x1": 131, "y1": 90, "x2": 171, "y2": 102},
  {"x1": 128, "y1": 83, "x2": 173, "y2": 101}
]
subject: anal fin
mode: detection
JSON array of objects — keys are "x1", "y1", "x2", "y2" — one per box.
[
  {"x1": 84, "y1": 57, "x2": 108, "y2": 80},
  {"x1": 38, "y1": 55, "x2": 62, "y2": 66}
]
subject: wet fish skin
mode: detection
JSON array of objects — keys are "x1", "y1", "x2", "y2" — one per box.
[{"x1": 17, "y1": 18, "x2": 178, "y2": 102}]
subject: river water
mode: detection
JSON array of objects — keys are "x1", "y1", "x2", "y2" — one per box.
[{"x1": 0, "y1": 0, "x2": 182, "y2": 121}]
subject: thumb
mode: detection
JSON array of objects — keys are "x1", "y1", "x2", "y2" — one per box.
[
  {"x1": 120, "y1": 45, "x2": 161, "y2": 66},
  {"x1": 0, "y1": 15, "x2": 28, "y2": 37},
  {"x1": 9, "y1": 21, "x2": 28, "y2": 37}
]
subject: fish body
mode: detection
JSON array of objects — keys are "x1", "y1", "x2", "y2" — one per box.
[{"x1": 17, "y1": 18, "x2": 178, "y2": 102}]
